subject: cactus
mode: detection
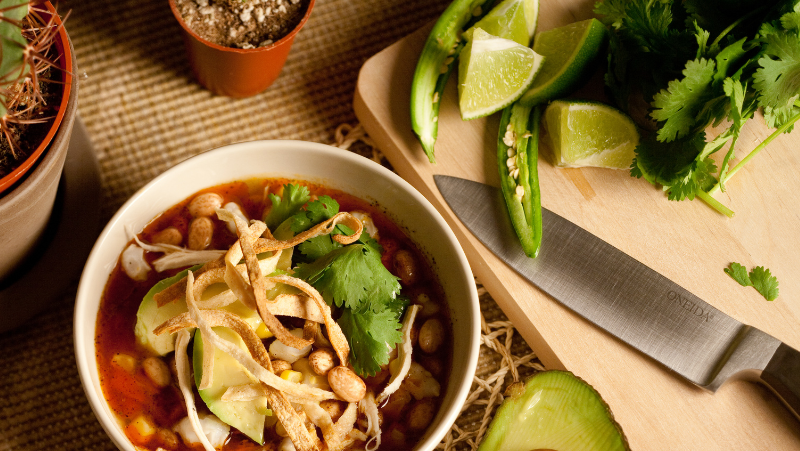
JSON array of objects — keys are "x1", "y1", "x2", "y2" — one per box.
[{"x1": 0, "y1": 0, "x2": 64, "y2": 163}]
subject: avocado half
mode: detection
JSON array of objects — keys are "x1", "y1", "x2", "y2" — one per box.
[{"x1": 478, "y1": 370, "x2": 629, "y2": 451}]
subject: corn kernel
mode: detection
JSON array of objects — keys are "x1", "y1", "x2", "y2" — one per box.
[
  {"x1": 256, "y1": 323, "x2": 273, "y2": 339},
  {"x1": 280, "y1": 370, "x2": 303, "y2": 384}
]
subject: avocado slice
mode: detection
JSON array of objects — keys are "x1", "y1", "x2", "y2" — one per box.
[
  {"x1": 478, "y1": 370, "x2": 629, "y2": 451},
  {"x1": 193, "y1": 327, "x2": 270, "y2": 444}
]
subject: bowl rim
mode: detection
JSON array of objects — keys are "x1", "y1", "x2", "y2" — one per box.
[{"x1": 74, "y1": 140, "x2": 480, "y2": 451}]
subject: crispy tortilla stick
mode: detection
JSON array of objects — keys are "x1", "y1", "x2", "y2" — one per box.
[
  {"x1": 334, "y1": 403, "x2": 358, "y2": 443},
  {"x1": 303, "y1": 320, "x2": 319, "y2": 341},
  {"x1": 154, "y1": 257, "x2": 225, "y2": 307},
  {"x1": 218, "y1": 210, "x2": 312, "y2": 351},
  {"x1": 174, "y1": 329, "x2": 216, "y2": 451},
  {"x1": 268, "y1": 390, "x2": 320, "y2": 451},
  {"x1": 264, "y1": 275, "x2": 350, "y2": 367},
  {"x1": 252, "y1": 212, "x2": 364, "y2": 253},
  {"x1": 179, "y1": 272, "x2": 337, "y2": 403}
]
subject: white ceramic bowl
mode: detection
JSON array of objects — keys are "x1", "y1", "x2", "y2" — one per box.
[{"x1": 74, "y1": 140, "x2": 480, "y2": 451}]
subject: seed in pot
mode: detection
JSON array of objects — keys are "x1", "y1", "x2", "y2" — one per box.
[
  {"x1": 188, "y1": 192, "x2": 224, "y2": 217},
  {"x1": 308, "y1": 348, "x2": 336, "y2": 376},
  {"x1": 419, "y1": 318, "x2": 445, "y2": 354},
  {"x1": 327, "y1": 366, "x2": 366, "y2": 403},
  {"x1": 407, "y1": 398, "x2": 436, "y2": 430},
  {"x1": 393, "y1": 249, "x2": 419, "y2": 286},
  {"x1": 142, "y1": 356, "x2": 171, "y2": 387},
  {"x1": 152, "y1": 227, "x2": 183, "y2": 246},
  {"x1": 187, "y1": 217, "x2": 214, "y2": 250}
]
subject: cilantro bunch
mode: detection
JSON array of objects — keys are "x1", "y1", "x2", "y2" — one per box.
[
  {"x1": 595, "y1": 0, "x2": 800, "y2": 216},
  {"x1": 265, "y1": 184, "x2": 406, "y2": 377}
]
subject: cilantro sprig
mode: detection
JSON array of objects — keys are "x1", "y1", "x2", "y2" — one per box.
[
  {"x1": 596, "y1": 0, "x2": 800, "y2": 216},
  {"x1": 725, "y1": 262, "x2": 780, "y2": 300},
  {"x1": 266, "y1": 184, "x2": 406, "y2": 376}
]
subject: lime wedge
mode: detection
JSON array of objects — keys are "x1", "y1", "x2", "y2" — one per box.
[
  {"x1": 543, "y1": 100, "x2": 639, "y2": 169},
  {"x1": 464, "y1": 0, "x2": 540, "y2": 46},
  {"x1": 458, "y1": 28, "x2": 544, "y2": 120},
  {"x1": 518, "y1": 18, "x2": 607, "y2": 106}
]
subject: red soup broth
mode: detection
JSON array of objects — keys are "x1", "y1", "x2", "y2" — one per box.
[{"x1": 95, "y1": 178, "x2": 452, "y2": 451}]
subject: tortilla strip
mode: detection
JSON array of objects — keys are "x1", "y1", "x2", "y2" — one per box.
[
  {"x1": 177, "y1": 272, "x2": 337, "y2": 403},
  {"x1": 303, "y1": 402, "x2": 340, "y2": 451},
  {"x1": 334, "y1": 402, "x2": 358, "y2": 443},
  {"x1": 252, "y1": 212, "x2": 364, "y2": 254},
  {"x1": 218, "y1": 210, "x2": 312, "y2": 351},
  {"x1": 376, "y1": 304, "x2": 420, "y2": 404},
  {"x1": 268, "y1": 390, "x2": 320, "y2": 451},
  {"x1": 174, "y1": 329, "x2": 217, "y2": 451},
  {"x1": 303, "y1": 320, "x2": 319, "y2": 341},
  {"x1": 263, "y1": 275, "x2": 350, "y2": 367},
  {"x1": 154, "y1": 257, "x2": 225, "y2": 307},
  {"x1": 156, "y1": 255, "x2": 284, "y2": 309}
]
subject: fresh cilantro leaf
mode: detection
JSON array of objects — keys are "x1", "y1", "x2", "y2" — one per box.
[
  {"x1": 724, "y1": 262, "x2": 752, "y2": 286},
  {"x1": 264, "y1": 184, "x2": 311, "y2": 231},
  {"x1": 290, "y1": 195, "x2": 339, "y2": 234},
  {"x1": 753, "y1": 31, "x2": 800, "y2": 128},
  {"x1": 780, "y1": 11, "x2": 800, "y2": 30},
  {"x1": 725, "y1": 263, "x2": 779, "y2": 301},
  {"x1": 594, "y1": 0, "x2": 629, "y2": 28},
  {"x1": 295, "y1": 244, "x2": 400, "y2": 310},
  {"x1": 338, "y1": 298, "x2": 408, "y2": 376},
  {"x1": 650, "y1": 58, "x2": 717, "y2": 142},
  {"x1": 298, "y1": 224, "x2": 382, "y2": 262},
  {"x1": 749, "y1": 266, "x2": 780, "y2": 301}
]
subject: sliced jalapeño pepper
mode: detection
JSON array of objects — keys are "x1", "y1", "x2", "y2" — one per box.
[
  {"x1": 497, "y1": 102, "x2": 542, "y2": 258},
  {"x1": 410, "y1": 0, "x2": 496, "y2": 163}
]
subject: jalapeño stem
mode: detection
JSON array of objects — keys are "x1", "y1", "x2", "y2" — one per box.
[{"x1": 410, "y1": 0, "x2": 496, "y2": 163}]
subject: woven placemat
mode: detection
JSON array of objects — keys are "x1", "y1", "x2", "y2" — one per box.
[{"x1": 0, "y1": 0, "x2": 544, "y2": 449}]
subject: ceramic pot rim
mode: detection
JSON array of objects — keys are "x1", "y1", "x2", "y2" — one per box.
[
  {"x1": 167, "y1": 0, "x2": 316, "y2": 54},
  {"x1": 0, "y1": 1, "x2": 74, "y2": 195}
]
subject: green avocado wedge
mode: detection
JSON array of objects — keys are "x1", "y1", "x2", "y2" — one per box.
[
  {"x1": 193, "y1": 327, "x2": 270, "y2": 444},
  {"x1": 478, "y1": 371, "x2": 629, "y2": 451}
]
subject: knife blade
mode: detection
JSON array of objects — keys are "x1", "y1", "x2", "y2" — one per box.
[{"x1": 435, "y1": 174, "x2": 800, "y2": 418}]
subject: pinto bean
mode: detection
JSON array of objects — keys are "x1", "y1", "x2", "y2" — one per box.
[
  {"x1": 142, "y1": 356, "x2": 171, "y2": 387},
  {"x1": 271, "y1": 359, "x2": 293, "y2": 375},
  {"x1": 419, "y1": 318, "x2": 445, "y2": 354},
  {"x1": 308, "y1": 348, "x2": 336, "y2": 376},
  {"x1": 188, "y1": 193, "x2": 223, "y2": 218},
  {"x1": 187, "y1": 217, "x2": 214, "y2": 250},
  {"x1": 393, "y1": 250, "x2": 419, "y2": 285},
  {"x1": 152, "y1": 227, "x2": 183, "y2": 246},
  {"x1": 407, "y1": 398, "x2": 436, "y2": 430},
  {"x1": 328, "y1": 366, "x2": 366, "y2": 403}
]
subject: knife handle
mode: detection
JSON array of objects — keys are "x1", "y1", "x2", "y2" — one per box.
[{"x1": 760, "y1": 343, "x2": 800, "y2": 420}]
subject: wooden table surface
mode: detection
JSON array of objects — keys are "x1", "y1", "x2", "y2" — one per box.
[{"x1": 354, "y1": 2, "x2": 800, "y2": 449}]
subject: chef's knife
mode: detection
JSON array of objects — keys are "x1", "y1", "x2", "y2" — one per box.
[{"x1": 435, "y1": 174, "x2": 800, "y2": 419}]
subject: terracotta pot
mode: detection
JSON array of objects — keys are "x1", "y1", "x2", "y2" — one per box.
[
  {"x1": 168, "y1": 0, "x2": 315, "y2": 98},
  {"x1": 0, "y1": 3, "x2": 77, "y2": 283}
]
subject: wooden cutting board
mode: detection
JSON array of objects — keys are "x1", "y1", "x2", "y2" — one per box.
[{"x1": 353, "y1": 3, "x2": 800, "y2": 450}]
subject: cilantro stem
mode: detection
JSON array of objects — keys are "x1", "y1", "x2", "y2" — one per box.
[
  {"x1": 697, "y1": 190, "x2": 734, "y2": 218},
  {"x1": 709, "y1": 7, "x2": 764, "y2": 50},
  {"x1": 707, "y1": 106, "x2": 800, "y2": 196}
]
